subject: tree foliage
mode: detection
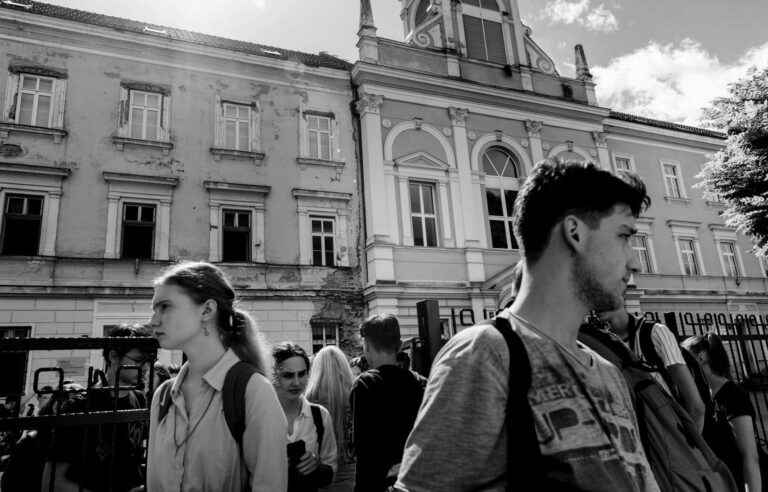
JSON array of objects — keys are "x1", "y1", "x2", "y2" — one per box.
[{"x1": 698, "y1": 67, "x2": 768, "y2": 258}]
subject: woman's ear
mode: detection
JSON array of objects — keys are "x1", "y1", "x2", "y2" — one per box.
[{"x1": 201, "y1": 299, "x2": 218, "y2": 322}]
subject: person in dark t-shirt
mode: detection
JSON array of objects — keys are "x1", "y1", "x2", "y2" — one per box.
[
  {"x1": 351, "y1": 314, "x2": 424, "y2": 492},
  {"x1": 683, "y1": 332, "x2": 761, "y2": 492}
]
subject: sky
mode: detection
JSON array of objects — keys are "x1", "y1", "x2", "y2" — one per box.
[{"x1": 44, "y1": 0, "x2": 768, "y2": 126}]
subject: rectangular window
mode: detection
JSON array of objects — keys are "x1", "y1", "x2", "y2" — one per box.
[
  {"x1": 463, "y1": 15, "x2": 506, "y2": 64},
  {"x1": 311, "y1": 321, "x2": 339, "y2": 354},
  {"x1": 222, "y1": 209, "x2": 251, "y2": 262},
  {"x1": 486, "y1": 188, "x2": 518, "y2": 249},
  {"x1": 1, "y1": 194, "x2": 43, "y2": 256},
  {"x1": 121, "y1": 203, "x2": 155, "y2": 259},
  {"x1": 630, "y1": 235, "x2": 653, "y2": 274},
  {"x1": 222, "y1": 102, "x2": 251, "y2": 151},
  {"x1": 678, "y1": 238, "x2": 701, "y2": 276},
  {"x1": 410, "y1": 182, "x2": 438, "y2": 247},
  {"x1": 311, "y1": 216, "x2": 335, "y2": 267},
  {"x1": 129, "y1": 90, "x2": 162, "y2": 140},
  {"x1": 307, "y1": 114, "x2": 332, "y2": 160},
  {"x1": 615, "y1": 156, "x2": 632, "y2": 172},
  {"x1": 663, "y1": 163, "x2": 683, "y2": 198},
  {"x1": 0, "y1": 326, "x2": 30, "y2": 401},
  {"x1": 719, "y1": 241, "x2": 741, "y2": 278},
  {"x1": 17, "y1": 74, "x2": 54, "y2": 127}
]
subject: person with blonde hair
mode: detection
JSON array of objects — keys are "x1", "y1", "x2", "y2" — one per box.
[
  {"x1": 147, "y1": 261, "x2": 287, "y2": 492},
  {"x1": 306, "y1": 345, "x2": 356, "y2": 491}
]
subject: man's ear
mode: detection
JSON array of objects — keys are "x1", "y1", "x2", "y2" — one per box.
[
  {"x1": 201, "y1": 299, "x2": 218, "y2": 322},
  {"x1": 561, "y1": 215, "x2": 587, "y2": 253}
]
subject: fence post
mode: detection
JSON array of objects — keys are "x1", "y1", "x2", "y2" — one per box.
[{"x1": 663, "y1": 312, "x2": 680, "y2": 340}]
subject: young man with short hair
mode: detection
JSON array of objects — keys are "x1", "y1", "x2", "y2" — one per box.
[
  {"x1": 352, "y1": 314, "x2": 424, "y2": 492},
  {"x1": 396, "y1": 161, "x2": 660, "y2": 491}
]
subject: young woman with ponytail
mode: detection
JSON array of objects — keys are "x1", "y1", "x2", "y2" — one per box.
[
  {"x1": 683, "y1": 332, "x2": 762, "y2": 492},
  {"x1": 146, "y1": 261, "x2": 287, "y2": 492}
]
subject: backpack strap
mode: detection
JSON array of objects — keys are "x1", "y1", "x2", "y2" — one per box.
[
  {"x1": 222, "y1": 361, "x2": 258, "y2": 450},
  {"x1": 637, "y1": 318, "x2": 664, "y2": 371},
  {"x1": 310, "y1": 403, "x2": 324, "y2": 452}
]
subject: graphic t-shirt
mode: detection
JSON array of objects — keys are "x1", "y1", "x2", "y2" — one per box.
[{"x1": 396, "y1": 313, "x2": 659, "y2": 492}]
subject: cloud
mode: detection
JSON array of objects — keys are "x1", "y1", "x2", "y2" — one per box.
[
  {"x1": 541, "y1": 0, "x2": 618, "y2": 32},
  {"x1": 592, "y1": 39, "x2": 768, "y2": 125},
  {"x1": 252, "y1": 0, "x2": 268, "y2": 9}
]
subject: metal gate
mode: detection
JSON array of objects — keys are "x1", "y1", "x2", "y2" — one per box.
[
  {"x1": 0, "y1": 336, "x2": 158, "y2": 492},
  {"x1": 643, "y1": 311, "x2": 768, "y2": 447}
]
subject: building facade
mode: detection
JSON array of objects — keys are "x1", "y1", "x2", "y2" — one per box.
[
  {"x1": 0, "y1": 1, "x2": 362, "y2": 399},
  {"x1": 352, "y1": 0, "x2": 768, "y2": 338}
]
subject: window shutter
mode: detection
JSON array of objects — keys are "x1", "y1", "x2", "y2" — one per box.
[
  {"x1": 159, "y1": 94, "x2": 171, "y2": 141},
  {"x1": 117, "y1": 86, "x2": 129, "y2": 136},
  {"x1": 462, "y1": 15, "x2": 485, "y2": 60},
  {"x1": 484, "y1": 20, "x2": 506, "y2": 64},
  {"x1": 298, "y1": 103, "x2": 308, "y2": 157},
  {"x1": 214, "y1": 94, "x2": 223, "y2": 147},
  {"x1": 249, "y1": 101, "x2": 261, "y2": 153},
  {"x1": 51, "y1": 78, "x2": 67, "y2": 128},
  {"x1": 2, "y1": 73, "x2": 19, "y2": 122}
]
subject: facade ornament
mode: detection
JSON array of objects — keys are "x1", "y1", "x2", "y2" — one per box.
[
  {"x1": 591, "y1": 131, "x2": 608, "y2": 148},
  {"x1": 442, "y1": 127, "x2": 452, "y2": 136},
  {"x1": 355, "y1": 93, "x2": 383, "y2": 115},
  {"x1": 494, "y1": 130, "x2": 504, "y2": 142},
  {"x1": 413, "y1": 117, "x2": 423, "y2": 130},
  {"x1": 542, "y1": 142, "x2": 551, "y2": 151},
  {"x1": 381, "y1": 119, "x2": 392, "y2": 128},
  {"x1": 448, "y1": 107, "x2": 469, "y2": 127},
  {"x1": 467, "y1": 131, "x2": 477, "y2": 140},
  {"x1": 589, "y1": 149, "x2": 597, "y2": 157},
  {"x1": 524, "y1": 120, "x2": 543, "y2": 137},
  {"x1": 566, "y1": 140, "x2": 574, "y2": 152},
  {"x1": 575, "y1": 44, "x2": 593, "y2": 81},
  {"x1": 520, "y1": 139, "x2": 529, "y2": 148}
]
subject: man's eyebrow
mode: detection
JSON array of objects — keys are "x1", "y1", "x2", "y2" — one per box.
[
  {"x1": 620, "y1": 225, "x2": 638, "y2": 235},
  {"x1": 152, "y1": 298, "x2": 169, "y2": 309}
]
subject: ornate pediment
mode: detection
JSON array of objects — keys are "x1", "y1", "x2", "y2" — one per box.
[{"x1": 394, "y1": 151, "x2": 450, "y2": 171}]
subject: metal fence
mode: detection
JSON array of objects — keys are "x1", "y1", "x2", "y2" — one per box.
[
  {"x1": 0, "y1": 336, "x2": 158, "y2": 492},
  {"x1": 642, "y1": 311, "x2": 768, "y2": 446}
]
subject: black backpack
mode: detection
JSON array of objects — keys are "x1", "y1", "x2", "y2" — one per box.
[
  {"x1": 156, "y1": 361, "x2": 325, "y2": 457},
  {"x1": 578, "y1": 322, "x2": 738, "y2": 492}
]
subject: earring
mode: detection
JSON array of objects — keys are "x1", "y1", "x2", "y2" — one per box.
[{"x1": 203, "y1": 324, "x2": 210, "y2": 337}]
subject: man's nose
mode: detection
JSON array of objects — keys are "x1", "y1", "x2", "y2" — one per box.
[
  {"x1": 148, "y1": 312, "x2": 160, "y2": 327},
  {"x1": 627, "y1": 249, "x2": 641, "y2": 274}
]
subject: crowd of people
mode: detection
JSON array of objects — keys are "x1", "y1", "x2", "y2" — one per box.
[{"x1": 0, "y1": 160, "x2": 764, "y2": 492}]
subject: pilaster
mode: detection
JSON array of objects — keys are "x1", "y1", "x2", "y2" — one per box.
[
  {"x1": 525, "y1": 120, "x2": 545, "y2": 166},
  {"x1": 41, "y1": 192, "x2": 60, "y2": 256},
  {"x1": 448, "y1": 107, "x2": 473, "y2": 247},
  {"x1": 356, "y1": 93, "x2": 388, "y2": 245},
  {"x1": 104, "y1": 196, "x2": 119, "y2": 259},
  {"x1": 592, "y1": 131, "x2": 610, "y2": 170},
  {"x1": 156, "y1": 201, "x2": 171, "y2": 261}
]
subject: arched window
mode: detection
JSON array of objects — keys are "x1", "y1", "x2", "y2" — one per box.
[
  {"x1": 483, "y1": 146, "x2": 520, "y2": 249},
  {"x1": 462, "y1": 0, "x2": 506, "y2": 64},
  {"x1": 414, "y1": 0, "x2": 430, "y2": 27}
]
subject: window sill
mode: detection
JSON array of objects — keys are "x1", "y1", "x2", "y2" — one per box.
[
  {"x1": 112, "y1": 136, "x2": 173, "y2": 155},
  {"x1": 705, "y1": 200, "x2": 727, "y2": 208},
  {"x1": 664, "y1": 196, "x2": 691, "y2": 204},
  {"x1": 296, "y1": 157, "x2": 345, "y2": 170},
  {"x1": 0, "y1": 123, "x2": 67, "y2": 143},
  {"x1": 210, "y1": 147, "x2": 265, "y2": 163}
]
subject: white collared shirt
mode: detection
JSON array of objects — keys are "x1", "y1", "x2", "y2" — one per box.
[
  {"x1": 288, "y1": 397, "x2": 338, "y2": 473},
  {"x1": 147, "y1": 349, "x2": 288, "y2": 492}
]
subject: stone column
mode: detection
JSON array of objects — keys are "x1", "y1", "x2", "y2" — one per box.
[
  {"x1": 398, "y1": 175, "x2": 413, "y2": 246},
  {"x1": 156, "y1": 201, "x2": 171, "y2": 261},
  {"x1": 592, "y1": 131, "x2": 611, "y2": 170},
  {"x1": 449, "y1": 107, "x2": 472, "y2": 247},
  {"x1": 104, "y1": 195, "x2": 119, "y2": 258},
  {"x1": 41, "y1": 192, "x2": 61, "y2": 256},
  {"x1": 524, "y1": 120, "x2": 544, "y2": 169},
  {"x1": 357, "y1": 93, "x2": 387, "y2": 245}
]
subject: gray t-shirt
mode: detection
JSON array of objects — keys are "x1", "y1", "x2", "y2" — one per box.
[{"x1": 395, "y1": 313, "x2": 660, "y2": 492}]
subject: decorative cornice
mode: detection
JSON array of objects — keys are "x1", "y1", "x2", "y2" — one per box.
[
  {"x1": 111, "y1": 136, "x2": 173, "y2": 155},
  {"x1": 296, "y1": 157, "x2": 346, "y2": 170},
  {"x1": 210, "y1": 147, "x2": 265, "y2": 163},
  {"x1": 0, "y1": 161, "x2": 71, "y2": 178},
  {"x1": 103, "y1": 171, "x2": 178, "y2": 187},
  {"x1": 355, "y1": 93, "x2": 384, "y2": 115},
  {"x1": 203, "y1": 181, "x2": 271, "y2": 195},
  {"x1": 524, "y1": 120, "x2": 543, "y2": 137},
  {"x1": 0, "y1": 123, "x2": 68, "y2": 143},
  {"x1": 291, "y1": 188, "x2": 352, "y2": 202},
  {"x1": 666, "y1": 219, "x2": 701, "y2": 229},
  {"x1": 591, "y1": 131, "x2": 608, "y2": 148}
]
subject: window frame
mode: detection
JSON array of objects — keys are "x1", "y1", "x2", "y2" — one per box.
[
  {"x1": 710, "y1": 227, "x2": 746, "y2": 279},
  {"x1": 310, "y1": 320, "x2": 340, "y2": 354},
  {"x1": 612, "y1": 153, "x2": 636, "y2": 173},
  {"x1": 310, "y1": 215, "x2": 336, "y2": 267},
  {"x1": 221, "y1": 102, "x2": 252, "y2": 152},
  {"x1": 0, "y1": 325, "x2": 31, "y2": 401},
  {"x1": 718, "y1": 240, "x2": 741, "y2": 278},
  {"x1": 307, "y1": 114, "x2": 332, "y2": 161},
  {"x1": 409, "y1": 180, "x2": 440, "y2": 248},
  {"x1": 205, "y1": 181, "x2": 269, "y2": 264},
  {"x1": 292, "y1": 188, "x2": 352, "y2": 267},
  {"x1": 221, "y1": 208, "x2": 253, "y2": 263},
  {"x1": 660, "y1": 160, "x2": 687, "y2": 200},
  {"x1": 631, "y1": 234, "x2": 655, "y2": 274},
  {"x1": 128, "y1": 89, "x2": 163, "y2": 141},
  {"x1": 1, "y1": 193, "x2": 44, "y2": 256},
  {"x1": 299, "y1": 107, "x2": 341, "y2": 164},
  {"x1": 482, "y1": 146, "x2": 521, "y2": 250},
  {"x1": 120, "y1": 202, "x2": 156, "y2": 260},
  {"x1": 677, "y1": 237, "x2": 701, "y2": 276},
  {"x1": 461, "y1": 7, "x2": 507, "y2": 65},
  {"x1": 669, "y1": 221, "x2": 705, "y2": 276},
  {"x1": 16, "y1": 73, "x2": 55, "y2": 128}
]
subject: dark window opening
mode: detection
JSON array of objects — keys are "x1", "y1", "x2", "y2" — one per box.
[
  {"x1": 222, "y1": 209, "x2": 251, "y2": 262},
  {"x1": 463, "y1": 15, "x2": 506, "y2": 64},
  {"x1": 0, "y1": 326, "x2": 30, "y2": 400},
  {"x1": 311, "y1": 321, "x2": 339, "y2": 353},
  {"x1": 121, "y1": 203, "x2": 155, "y2": 260},
  {"x1": 311, "y1": 217, "x2": 335, "y2": 266},
  {"x1": 1, "y1": 194, "x2": 43, "y2": 256}
]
